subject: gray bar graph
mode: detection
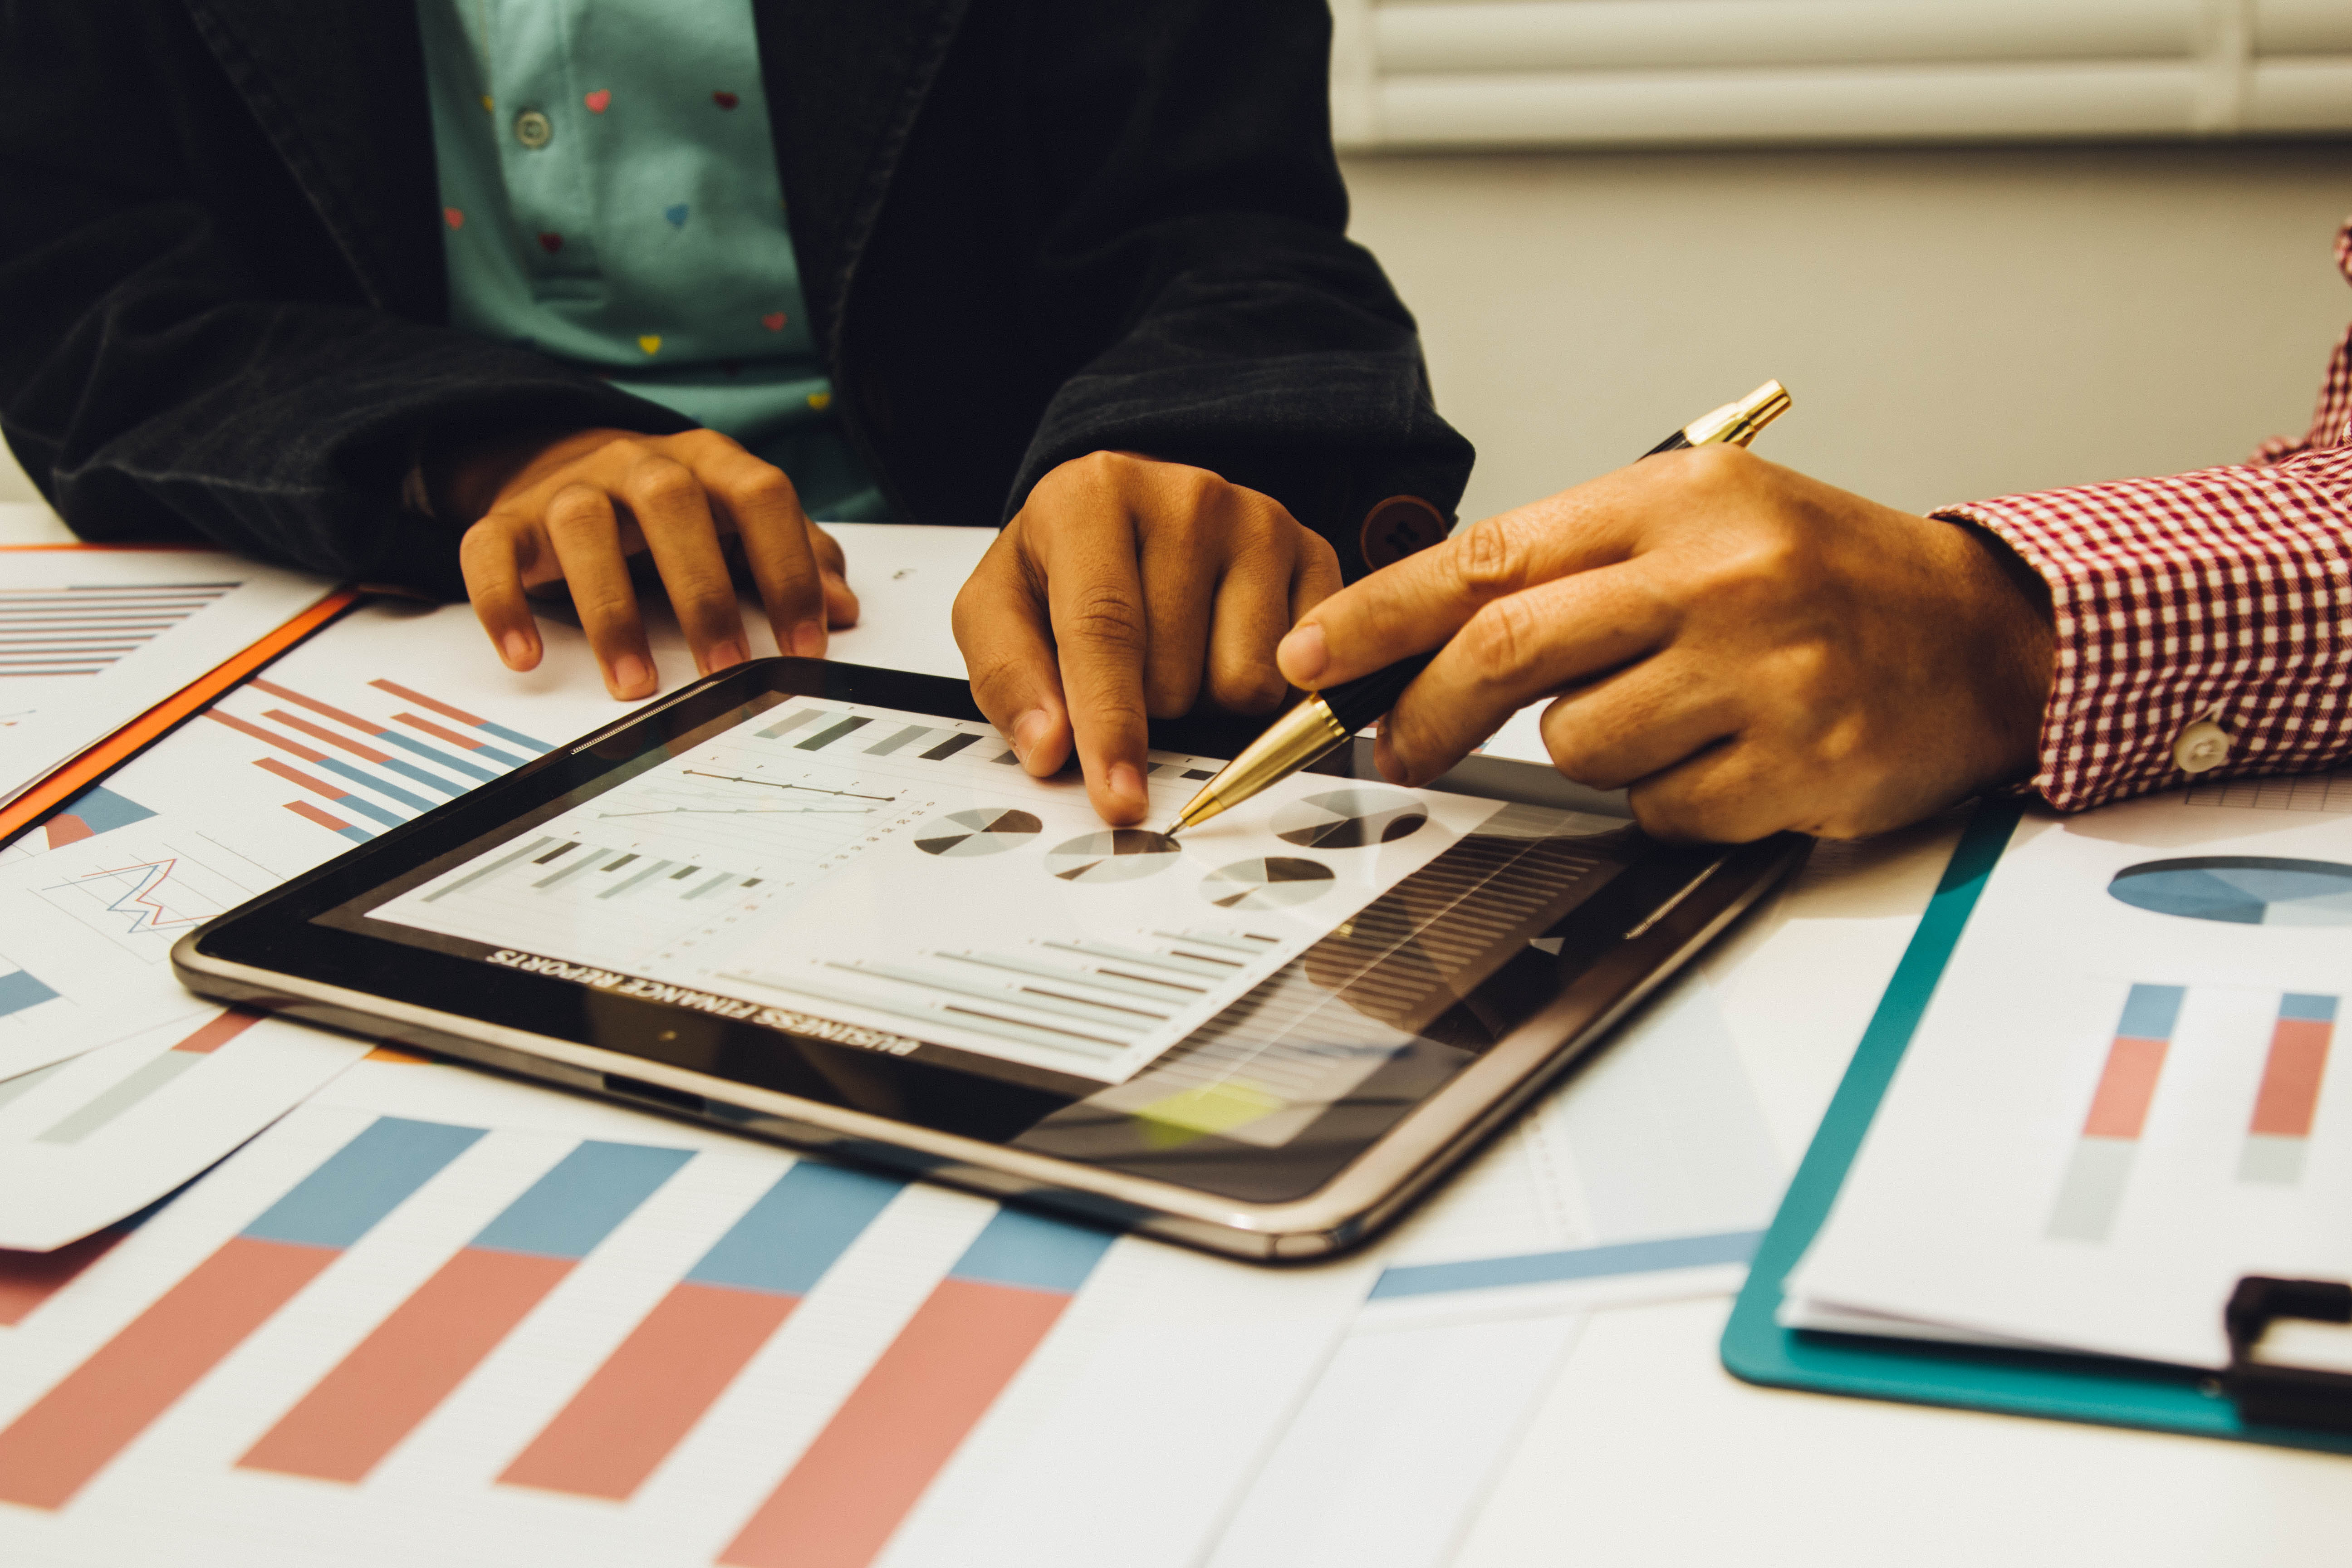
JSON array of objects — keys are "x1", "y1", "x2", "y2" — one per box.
[
  {"x1": 796, "y1": 716, "x2": 872, "y2": 751},
  {"x1": 37, "y1": 1053, "x2": 203, "y2": 1145},
  {"x1": 756, "y1": 709, "x2": 821, "y2": 740}
]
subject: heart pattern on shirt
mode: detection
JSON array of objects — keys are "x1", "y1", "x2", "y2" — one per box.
[
  {"x1": 761, "y1": 313, "x2": 786, "y2": 331},
  {"x1": 664, "y1": 204, "x2": 689, "y2": 227},
  {"x1": 538, "y1": 232, "x2": 564, "y2": 254},
  {"x1": 443, "y1": 207, "x2": 464, "y2": 230},
  {"x1": 584, "y1": 89, "x2": 612, "y2": 113},
  {"x1": 638, "y1": 335, "x2": 662, "y2": 356},
  {"x1": 713, "y1": 91, "x2": 740, "y2": 110}
]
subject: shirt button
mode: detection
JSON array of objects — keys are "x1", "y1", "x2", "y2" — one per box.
[
  {"x1": 514, "y1": 109, "x2": 553, "y2": 150},
  {"x1": 2172, "y1": 719, "x2": 2231, "y2": 774}
]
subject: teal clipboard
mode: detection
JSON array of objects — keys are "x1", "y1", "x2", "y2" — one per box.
[{"x1": 1721, "y1": 800, "x2": 2352, "y2": 1455}]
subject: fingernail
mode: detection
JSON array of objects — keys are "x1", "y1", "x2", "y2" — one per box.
[
  {"x1": 706, "y1": 639, "x2": 747, "y2": 672},
  {"x1": 500, "y1": 630, "x2": 534, "y2": 668},
  {"x1": 1278, "y1": 623, "x2": 1327, "y2": 684},
  {"x1": 1109, "y1": 762, "x2": 1146, "y2": 809},
  {"x1": 792, "y1": 619, "x2": 827, "y2": 658},
  {"x1": 1011, "y1": 708, "x2": 1050, "y2": 764},
  {"x1": 612, "y1": 653, "x2": 652, "y2": 695}
]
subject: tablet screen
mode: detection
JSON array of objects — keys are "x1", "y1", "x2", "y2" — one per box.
[{"x1": 321, "y1": 687, "x2": 1640, "y2": 1166}]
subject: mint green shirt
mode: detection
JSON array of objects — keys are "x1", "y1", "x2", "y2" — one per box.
[{"x1": 417, "y1": 0, "x2": 885, "y2": 519}]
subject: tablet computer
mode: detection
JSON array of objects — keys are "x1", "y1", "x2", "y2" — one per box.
[{"x1": 173, "y1": 659, "x2": 1802, "y2": 1261}]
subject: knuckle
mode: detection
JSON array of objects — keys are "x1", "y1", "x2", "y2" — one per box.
[
  {"x1": 629, "y1": 458, "x2": 700, "y2": 510},
  {"x1": 1058, "y1": 588, "x2": 1147, "y2": 653},
  {"x1": 571, "y1": 583, "x2": 637, "y2": 627},
  {"x1": 1453, "y1": 516, "x2": 1529, "y2": 594},
  {"x1": 544, "y1": 485, "x2": 611, "y2": 537},
  {"x1": 1206, "y1": 663, "x2": 1286, "y2": 714},
  {"x1": 1460, "y1": 595, "x2": 1540, "y2": 684},
  {"x1": 734, "y1": 465, "x2": 798, "y2": 512}
]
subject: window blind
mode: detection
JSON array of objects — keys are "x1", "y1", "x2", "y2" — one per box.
[{"x1": 1329, "y1": 0, "x2": 2352, "y2": 148}]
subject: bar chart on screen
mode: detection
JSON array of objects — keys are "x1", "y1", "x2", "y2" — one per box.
[{"x1": 0, "y1": 1083, "x2": 1372, "y2": 1568}]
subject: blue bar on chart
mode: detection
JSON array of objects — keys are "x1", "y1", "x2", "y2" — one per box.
[
  {"x1": 0, "y1": 1117, "x2": 485, "y2": 1509},
  {"x1": 2242, "y1": 991, "x2": 2338, "y2": 1184},
  {"x1": 723, "y1": 1206, "x2": 1118, "y2": 1568},
  {"x1": 239, "y1": 1139, "x2": 694, "y2": 1484},
  {"x1": 502, "y1": 1160, "x2": 907, "y2": 1500},
  {"x1": 370, "y1": 679, "x2": 553, "y2": 755},
  {"x1": 1367, "y1": 1229, "x2": 1766, "y2": 1300},
  {"x1": 2048, "y1": 982, "x2": 2184, "y2": 1243},
  {"x1": 0, "y1": 963, "x2": 60, "y2": 1018}
]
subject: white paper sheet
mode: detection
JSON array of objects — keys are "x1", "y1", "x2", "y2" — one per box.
[
  {"x1": 0, "y1": 1011, "x2": 368, "y2": 1250},
  {"x1": 0, "y1": 1055, "x2": 1372, "y2": 1568},
  {"x1": 0, "y1": 548, "x2": 338, "y2": 807},
  {"x1": 1788, "y1": 784, "x2": 2352, "y2": 1368}
]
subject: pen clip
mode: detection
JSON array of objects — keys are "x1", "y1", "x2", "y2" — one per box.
[{"x1": 1681, "y1": 380, "x2": 1792, "y2": 450}]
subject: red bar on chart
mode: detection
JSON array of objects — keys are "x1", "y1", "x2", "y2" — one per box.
[
  {"x1": 283, "y1": 799, "x2": 373, "y2": 843},
  {"x1": 501, "y1": 1161, "x2": 902, "y2": 1500},
  {"x1": 720, "y1": 1207, "x2": 1117, "y2": 1568},
  {"x1": 0, "y1": 1230, "x2": 129, "y2": 1328},
  {"x1": 239, "y1": 1140, "x2": 690, "y2": 1485},
  {"x1": 2242, "y1": 993, "x2": 2337, "y2": 1184},
  {"x1": 173, "y1": 1009, "x2": 262, "y2": 1055},
  {"x1": 0, "y1": 1117, "x2": 481, "y2": 1509},
  {"x1": 2047, "y1": 984, "x2": 2184, "y2": 1243}
]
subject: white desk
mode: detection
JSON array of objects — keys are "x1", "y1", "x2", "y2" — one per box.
[{"x1": 8, "y1": 504, "x2": 2349, "y2": 1563}]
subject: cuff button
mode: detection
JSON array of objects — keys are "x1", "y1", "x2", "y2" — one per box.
[
  {"x1": 1360, "y1": 495, "x2": 1448, "y2": 570},
  {"x1": 2172, "y1": 719, "x2": 2232, "y2": 774}
]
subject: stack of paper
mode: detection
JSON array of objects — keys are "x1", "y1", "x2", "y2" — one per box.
[
  {"x1": 1784, "y1": 781, "x2": 2352, "y2": 1369},
  {"x1": 0, "y1": 548, "x2": 338, "y2": 808}
]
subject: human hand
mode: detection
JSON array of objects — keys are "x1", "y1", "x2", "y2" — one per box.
[
  {"x1": 955, "y1": 452, "x2": 1342, "y2": 823},
  {"x1": 1274, "y1": 446, "x2": 2054, "y2": 841},
  {"x1": 451, "y1": 427, "x2": 858, "y2": 699}
]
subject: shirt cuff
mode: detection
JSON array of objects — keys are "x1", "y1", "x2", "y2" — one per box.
[{"x1": 1935, "y1": 444, "x2": 2352, "y2": 812}]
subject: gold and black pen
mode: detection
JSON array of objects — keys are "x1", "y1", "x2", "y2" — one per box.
[{"x1": 1161, "y1": 379, "x2": 1793, "y2": 838}]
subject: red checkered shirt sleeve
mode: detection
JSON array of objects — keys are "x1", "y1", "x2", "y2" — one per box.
[{"x1": 1934, "y1": 219, "x2": 2352, "y2": 812}]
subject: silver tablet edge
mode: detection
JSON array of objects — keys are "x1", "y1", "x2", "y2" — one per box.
[{"x1": 171, "y1": 833, "x2": 1805, "y2": 1264}]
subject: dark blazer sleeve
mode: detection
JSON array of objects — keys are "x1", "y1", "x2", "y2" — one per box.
[
  {"x1": 0, "y1": 2, "x2": 690, "y2": 598},
  {"x1": 1004, "y1": 0, "x2": 1473, "y2": 578}
]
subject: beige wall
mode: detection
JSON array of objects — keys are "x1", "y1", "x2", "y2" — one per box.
[
  {"x1": 1342, "y1": 140, "x2": 2351, "y2": 522},
  {"x1": 5, "y1": 141, "x2": 2346, "y2": 522}
]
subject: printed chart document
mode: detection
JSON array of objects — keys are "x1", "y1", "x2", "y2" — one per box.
[
  {"x1": 0, "y1": 1054, "x2": 1372, "y2": 1568},
  {"x1": 364, "y1": 691, "x2": 1534, "y2": 1087},
  {"x1": 0, "y1": 1011, "x2": 368, "y2": 1250},
  {"x1": 0, "y1": 548, "x2": 337, "y2": 807},
  {"x1": 1787, "y1": 778, "x2": 2352, "y2": 1368},
  {"x1": 0, "y1": 599, "x2": 719, "y2": 1242}
]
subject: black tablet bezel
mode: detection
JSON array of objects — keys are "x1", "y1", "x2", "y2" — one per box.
[{"x1": 175, "y1": 659, "x2": 1805, "y2": 1259}]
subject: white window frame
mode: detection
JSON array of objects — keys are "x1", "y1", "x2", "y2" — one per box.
[{"x1": 1329, "y1": 0, "x2": 2352, "y2": 149}]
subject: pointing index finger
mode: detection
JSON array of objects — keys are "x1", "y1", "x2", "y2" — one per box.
[{"x1": 1277, "y1": 486, "x2": 1632, "y2": 692}]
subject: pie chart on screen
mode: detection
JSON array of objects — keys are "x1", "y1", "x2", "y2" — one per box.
[
  {"x1": 1201, "y1": 856, "x2": 1335, "y2": 911},
  {"x1": 914, "y1": 808, "x2": 1042, "y2": 857},
  {"x1": 2108, "y1": 856, "x2": 2352, "y2": 926},
  {"x1": 1270, "y1": 789, "x2": 1428, "y2": 849},
  {"x1": 1045, "y1": 830, "x2": 1181, "y2": 883}
]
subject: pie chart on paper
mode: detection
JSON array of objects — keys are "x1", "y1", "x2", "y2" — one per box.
[
  {"x1": 1201, "y1": 856, "x2": 1335, "y2": 911},
  {"x1": 914, "y1": 808, "x2": 1043, "y2": 857},
  {"x1": 2107, "y1": 856, "x2": 2352, "y2": 926},
  {"x1": 1045, "y1": 830, "x2": 1181, "y2": 883},
  {"x1": 1270, "y1": 789, "x2": 1429, "y2": 850}
]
